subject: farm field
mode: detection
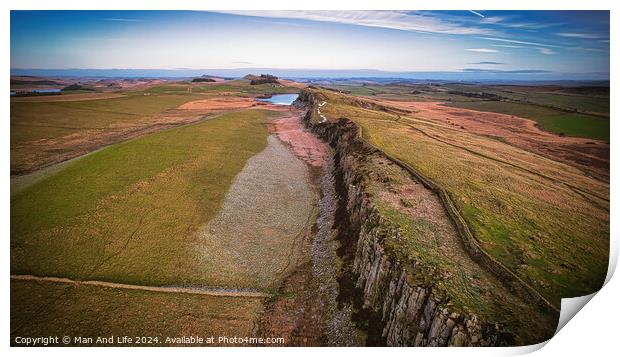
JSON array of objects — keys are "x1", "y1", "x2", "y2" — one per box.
[
  {"x1": 307, "y1": 87, "x2": 609, "y2": 306},
  {"x1": 356, "y1": 152, "x2": 557, "y2": 344},
  {"x1": 11, "y1": 280, "x2": 264, "y2": 346},
  {"x1": 10, "y1": 71, "x2": 339, "y2": 345},
  {"x1": 9, "y1": 77, "x2": 611, "y2": 346},
  {"x1": 9, "y1": 9, "x2": 612, "y2": 348},
  {"x1": 324, "y1": 82, "x2": 610, "y2": 141},
  {"x1": 10, "y1": 79, "x2": 300, "y2": 175},
  {"x1": 10, "y1": 76, "x2": 611, "y2": 346},
  {"x1": 445, "y1": 84, "x2": 610, "y2": 117},
  {"x1": 11, "y1": 109, "x2": 285, "y2": 286},
  {"x1": 444, "y1": 100, "x2": 609, "y2": 141},
  {"x1": 10, "y1": 89, "x2": 328, "y2": 345},
  {"x1": 371, "y1": 99, "x2": 609, "y2": 181}
]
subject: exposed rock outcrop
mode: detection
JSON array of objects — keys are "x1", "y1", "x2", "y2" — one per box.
[
  {"x1": 295, "y1": 90, "x2": 513, "y2": 346},
  {"x1": 245, "y1": 74, "x2": 280, "y2": 85}
]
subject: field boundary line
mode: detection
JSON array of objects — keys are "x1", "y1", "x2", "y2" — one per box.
[
  {"x1": 355, "y1": 124, "x2": 561, "y2": 314},
  {"x1": 10, "y1": 274, "x2": 269, "y2": 298},
  {"x1": 299, "y1": 90, "x2": 560, "y2": 314}
]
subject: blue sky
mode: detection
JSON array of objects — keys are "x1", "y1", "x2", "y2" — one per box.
[{"x1": 10, "y1": 10, "x2": 610, "y2": 79}]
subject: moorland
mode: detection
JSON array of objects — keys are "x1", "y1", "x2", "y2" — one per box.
[{"x1": 10, "y1": 75, "x2": 609, "y2": 346}]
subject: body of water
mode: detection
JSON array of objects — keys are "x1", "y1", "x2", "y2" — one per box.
[
  {"x1": 256, "y1": 94, "x2": 299, "y2": 105},
  {"x1": 32, "y1": 89, "x2": 62, "y2": 93},
  {"x1": 11, "y1": 89, "x2": 62, "y2": 96}
]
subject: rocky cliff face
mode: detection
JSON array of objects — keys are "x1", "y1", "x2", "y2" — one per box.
[{"x1": 295, "y1": 90, "x2": 511, "y2": 346}]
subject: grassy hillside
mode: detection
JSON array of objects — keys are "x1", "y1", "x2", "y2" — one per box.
[
  {"x1": 308, "y1": 88, "x2": 609, "y2": 305},
  {"x1": 324, "y1": 83, "x2": 609, "y2": 141},
  {"x1": 11, "y1": 93, "x2": 202, "y2": 144},
  {"x1": 445, "y1": 100, "x2": 609, "y2": 141},
  {"x1": 11, "y1": 79, "x2": 301, "y2": 175},
  {"x1": 11, "y1": 109, "x2": 280, "y2": 288},
  {"x1": 447, "y1": 84, "x2": 610, "y2": 116},
  {"x1": 360, "y1": 154, "x2": 557, "y2": 344},
  {"x1": 11, "y1": 280, "x2": 263, "y2": 345}
]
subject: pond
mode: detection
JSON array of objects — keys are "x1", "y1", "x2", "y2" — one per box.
[
  {"x1": 256, "y1": 94, "x2": 299, "y2": 105},
  {"x1": 33, "y1": 89, "x2": 62, "y2": 93},
  {"x1": 11, "y1": 89, "x2": 62, "y2": 96}
]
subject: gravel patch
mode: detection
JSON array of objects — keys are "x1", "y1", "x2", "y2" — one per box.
[
  {"x1": 197, "y1": 135, "x2": 317, "y2": 290},
  {"x1": 312, "y1": 156, "x2": 357, "y2": 346}
]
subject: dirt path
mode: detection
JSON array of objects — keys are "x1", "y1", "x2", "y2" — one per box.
[{"x1": 11, "y1": 274, "x2": 269, "y2": 298}]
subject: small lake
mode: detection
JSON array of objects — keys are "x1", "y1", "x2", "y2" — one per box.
[
  {"x1": 32, "y1": 89, "x2": 62, "y2": 93},
  {"x1": 11, "y1": 89, "x2": 62, "y2": 96},
  {"x1": 256, "y1": 94, "x2": 299, "y2": 105}
]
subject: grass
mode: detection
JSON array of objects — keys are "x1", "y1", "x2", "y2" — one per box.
[
  {"x1": 349, "y1": 139, "x2": 557, "y2": 345},
  {"x1": 11, "y1": 93, "x2": 202, "y2": 144},
  {"x1": 323, "y1": 83, "x2": 610, "y2": 140},
  {"x1": 438, "y1": 84, "x2": 609, "y2": 116},
  {"x1": 444, "y1": 100, "x2": 609, "y2": 141},
  {"x1": 11, "y1": 109, "x2": 281, "y2": 289},
  {"x1": 11, "y1": 280, "x2": 263, "y2": 346},
  {"x1": 310, "y1": 88, "x2": 609, "y2": 306},
  {"x1": 11, "y1": 79, "x2": 301, "y2": 174},
  {"x1": 475, "y1": 85, "x2": 609, "y2": 116},
  {"x1": 142, "y1": 81, "x2": 300, "y2": 96}
]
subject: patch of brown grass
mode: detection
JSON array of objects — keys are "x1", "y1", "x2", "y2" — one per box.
[
  {"x1": 11, "y1": 279, "x2": 264, "y2": 346},
  {"x1": 310, "y1": 88, "x2": 608, "y2": 306}
]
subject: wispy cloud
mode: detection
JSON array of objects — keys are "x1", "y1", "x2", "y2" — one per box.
[
  {"x1": 476, "y1": 15, "x2": 559, "y2": 30},
  {"x1": 466, "y1": 48, "x2": 498, "y2": 53},
  {"x1": 537, "y1": 48, "x2": 556, "y2": 55},
  {"x1": 215, "y1": 10, "x2": 498, "y2": 36},
  {"x1": 468, "y1": 61, "x2": 504, "y2": 65},
  {"x1": 484, "y1": 36, "x2": 609, "y2": 55},
  {"x1": 232, "y1": 61, "x2": 253, "y2": 65},
  {"x1": 468, "y1": 10, "x2": 485, "y2": 18},
  {"x1": 492, "y1": 44, "x2": 526, "y2": 49},
  {"x1": 490, "y1": 42, "x2": 556, "y2": 55},
  {"x1": 568, "y1": 46, "x2": 608, "y2": 53},
  {"x1": 103, "y1": 18, "x2": 143, "y2": 22},
  {"x1": 74, "y1": 37, "x2": 128, "y2": 42},
  {"x1": 462, "y1": 68, "x2": 552, "y2": 74},
  {"x1": 479, "y1": 16, "x2": 503, "y2": 25},
  {"x1": 480, "y1": 36, "x2": 562, "y2": 48},
  {"x1": 556, "y1": 32, "x2": 605, "y2": 39}
]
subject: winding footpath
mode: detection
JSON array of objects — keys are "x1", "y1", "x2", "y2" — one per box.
[{"x1": 10, "y1": 274, "x2": 269, "y2": 298}]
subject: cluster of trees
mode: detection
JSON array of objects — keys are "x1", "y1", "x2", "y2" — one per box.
[
  {"x1": 191, "y1": 77, "x2": 216, "y2": 83},
  {"x1": 447, "y1": 90, "x2": 502, "y2": 100},
  {"x1": 249, "y1": 74, "x2": 279, "y2": 85}
]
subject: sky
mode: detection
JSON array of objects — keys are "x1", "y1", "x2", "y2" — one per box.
[{"x1": 10, "y1": 10, "x2": 610, "y2": 80}]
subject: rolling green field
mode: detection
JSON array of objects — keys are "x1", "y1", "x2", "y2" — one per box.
[
  {"x1": 11, "y1": 79, "x2": 301, "y2": 175},
  {"x1": 362, "y1": 154, "x2": 556, "y2": 344},
  {"x1": 445, "y1": 100, "x2": 609, "y2": 141},
  {"x1": 139, "y1": 80, "x2": 299, "y2": 96},
  {"x1": 11, "y1": 109, "x2": 282, "y2": 288},
  {"x1": 324, "y1": 82, "x2": 610, "y2": 141},
  {"x1": 11, "y1": 93, "x2": 202, "y2": 144},
  {"x1": 446, "y1": 84, "x2": 610, "y2": 116},
  {"x1": 310, "y1": 88, "x2": 609, "y2": 306}
]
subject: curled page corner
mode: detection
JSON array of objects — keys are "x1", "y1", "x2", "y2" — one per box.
[
  {"x1": 551, "y1": 237, "x2": 618, "y2": 341},
  {"x1": 511, "y1": 241, "x2": 617, "y2": 354},
  {"x1": 555, "y1": 293, "x2": 597, "y2": 334}
]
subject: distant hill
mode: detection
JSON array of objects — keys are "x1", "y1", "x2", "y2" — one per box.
[
  {"x1": 191, "y1": 77, "x2": 216, "y2": 83},
  {"x1": 244, "y1": 74, "x2": 280, "y2": 85},
  {"x1": 61, "y1": 83, "x2": 96, "y2": 92},
  {"x1": 11, "y1": 79, "x2": 62, "y2": 86}
]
